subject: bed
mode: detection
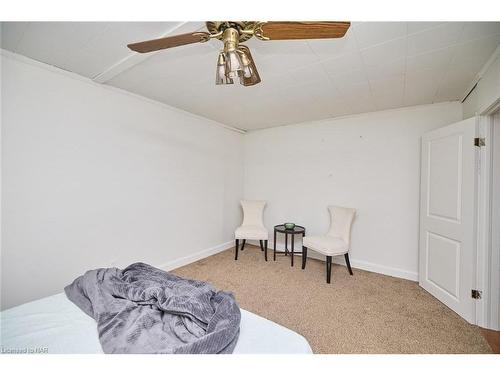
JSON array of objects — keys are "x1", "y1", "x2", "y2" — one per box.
[{"x1": 1, "y1": 293, "x2": 312, "y2": 354}]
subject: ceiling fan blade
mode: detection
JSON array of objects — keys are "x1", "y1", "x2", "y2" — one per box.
[
  {"x1": 258, "y1": 22, "x2": 350, "y2": 40},
  {"x1": 127, "y1": 32, "x2": 210, "y2": 53}
]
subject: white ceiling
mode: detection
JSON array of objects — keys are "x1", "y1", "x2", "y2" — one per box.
[{"x1": 2, "y1": 22, "x2": 500, "y2": 131}]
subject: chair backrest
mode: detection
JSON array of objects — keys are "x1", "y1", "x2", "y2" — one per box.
[
  {"x1": 327, "y1": 206, "x2": 356, "y2": 245},
  {"x1": 241, "y1": 200, "x2": 266, "y2": 227}
]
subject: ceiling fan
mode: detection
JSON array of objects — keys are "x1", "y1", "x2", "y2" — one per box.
[{"x1": 127, "y1": 21, "x2": 351, "y2": 87}]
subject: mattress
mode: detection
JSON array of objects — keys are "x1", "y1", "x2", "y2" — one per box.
[{"x1": 0, "y1": 293, "x2": 312, "y2": 354}]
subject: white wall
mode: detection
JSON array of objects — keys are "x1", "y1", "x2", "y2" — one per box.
[
  {"x1": 0, "y1": 49, "x2": 470, "y2": 310},
  {"x1": 243, "y1": 102, "x2": 463, "y2": 280},
  {"x1": 1, "y1": 53, "x2": 244, "y2": 310},
  {"x1": 463, "y1": 47, "x2": 500, "y2": 118}
]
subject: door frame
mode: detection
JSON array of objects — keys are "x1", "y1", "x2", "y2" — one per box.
[{"x1": 476, "y1": 98, "x2": 500, "y2": 331}]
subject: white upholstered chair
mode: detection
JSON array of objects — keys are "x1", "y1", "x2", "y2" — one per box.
[
  {"x1": 302, "y1": 206, "x2": 356, "y2": 283},
  {"x1": 234, "y1": 200, "x2": 269, "y2": 261}
]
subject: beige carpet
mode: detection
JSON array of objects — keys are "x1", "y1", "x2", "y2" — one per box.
[{"x1": 172, "y1": 246, "x2": 492, "y2": 354}]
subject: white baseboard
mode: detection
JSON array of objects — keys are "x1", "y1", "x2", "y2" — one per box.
[
  {"x1": 157, "y1": 239, "x2": 418, "y2": 282},
  {"x1": 158, "y1": 240, "x2": 234, "y2": 271},
  {"x1": 333, "y1": 257, "x2": 418, "y2": 281},
  {"x1": 247, "y1": 240, "x2": 418, "y2": 282}
]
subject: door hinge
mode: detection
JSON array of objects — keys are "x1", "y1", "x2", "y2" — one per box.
[
  {"x1": 474, "y1": 137, "x2": 485, "y2": 147},
  {"x1": 471, "y1": 289, "x2": 482, "y2": 299}
]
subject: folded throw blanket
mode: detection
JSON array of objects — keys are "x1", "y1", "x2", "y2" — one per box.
[{"x1": 64, "y1": 262, "x2": 241, "y2": 354}]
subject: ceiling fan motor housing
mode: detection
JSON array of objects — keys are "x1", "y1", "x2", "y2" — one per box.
[{"x1": 206, "y1": 21, "x2": 257, "y2": 43}]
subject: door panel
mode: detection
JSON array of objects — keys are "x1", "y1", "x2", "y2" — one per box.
[
  {"x1": 419, "y1": 117, "x2": 477, "y2": 323},
  {"x1": 427, "y1": 133, "x2": 462, "y2": 222},
  {"x1": 427, "y1": 231, "x2": 460, "y2": 298}
]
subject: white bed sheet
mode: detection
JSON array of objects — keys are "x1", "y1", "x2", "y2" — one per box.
[{"x1": 0, "y1": 293, "x2": 312, "y2": 354}]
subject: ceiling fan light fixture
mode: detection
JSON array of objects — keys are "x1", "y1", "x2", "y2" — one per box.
[
  {"x1": 218, "y1": 27, "x2": 248, "y2": 81},
  {"x1": 237, "y1": 45, "x2": 261, "y2": 86},
  {"x1": 215, "y1": 52, "x2": 234, "y2": 85}
]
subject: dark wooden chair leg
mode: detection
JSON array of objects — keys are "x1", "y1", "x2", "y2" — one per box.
[
  {"x1": 241, "y1": 239, "x2": 246, "y2": 251},
  {"x1": 273, "y1": 230, "x2": 277, "y2": 261},
  {"x1": 264, "y1": 240, "x2": 268, "y2": 261},
  {"x1": 235, "y1": 239, "x2": 239, "y2": 261},
  {"x1": 326, "y1": 256, "x2": 332, "y2": 283},
  {"x1": 344, "y1": 253, "x2": 353, "y2": 275},
  {"x1": 302, "y1": 246, "x2": 308, "y2": 269},
  {"x1": 259, "y1": 240, "x2": 265, "y2": 252}
]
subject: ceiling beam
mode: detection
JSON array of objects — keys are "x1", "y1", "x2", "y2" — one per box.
[
  {"x1": 92, "y1": 22, "x2": 205, "y2": 84},
  {"x1": 460, "y1": 43, "x2": 500, "y2": 103}
]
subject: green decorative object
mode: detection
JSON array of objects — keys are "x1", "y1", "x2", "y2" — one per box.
[{"x1": 284, "y1": 222, "x2": 296, "y2": 230}]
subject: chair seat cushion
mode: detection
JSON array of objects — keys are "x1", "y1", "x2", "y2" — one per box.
[
  {"x1": 303, "y1": 235, "x2": 348, "y2": 255},
  {"x1": 235, "y1": 225, "x2": 269, "y2": 240}
]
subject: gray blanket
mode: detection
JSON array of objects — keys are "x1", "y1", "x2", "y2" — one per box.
[{"x1": 64, "y1": 262, "x2": 240, "y2": 354}]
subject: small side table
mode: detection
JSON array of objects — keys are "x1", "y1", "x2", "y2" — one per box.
[{"x1": 273, "y1": 225, "x2": 306, "y2": 267}]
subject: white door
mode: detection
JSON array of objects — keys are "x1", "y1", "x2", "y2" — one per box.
[{"x1": 419, "y1": 117, "x2": 477, "y2": 323}]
